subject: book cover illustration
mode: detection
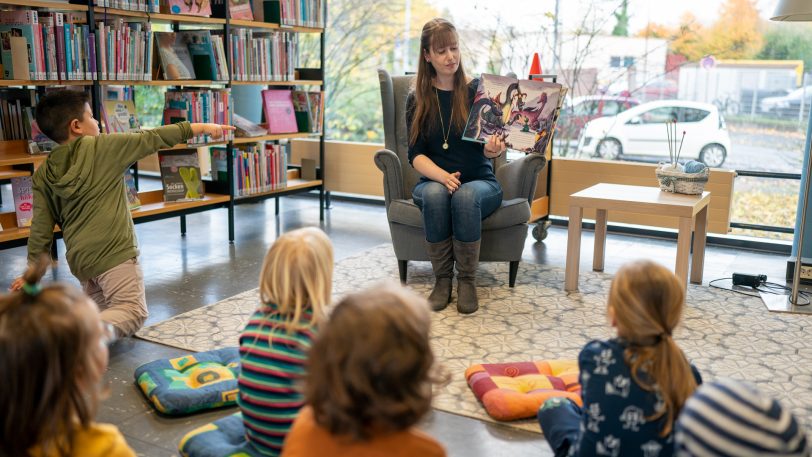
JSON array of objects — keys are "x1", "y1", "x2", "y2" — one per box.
[
  {"x1": 11, "y1": 176, "x2": 33, "y2": 227},
  {"x1": 462, "y1": 74, "x2": 566, "y2": 154},
  {"x1": 158, "y1": 149, "x2": 205, "y2": 202},
  {"x1": 124, "y1": 168, "x2": 141, "y2": 210},
  {"x1": 154, "y1": 32, "x2": 195, "y2": 80},
  {"x1": 103, "y1": 100, "x2": 141, "y2": 133},
  {"x1": 261, "y1": 89, "x2": 298, "y2": 134},
  {"x1": 178, "y1": 31, "x2": 217, "y2": 80},
  {"x1": 163, "y1": 0, "x2": 213, "y2": 16},
  {"x1": 233, "y1": 113, "x2": 267, "y2": 137},
  {"x1": 228, "y1": 0, "x2": 254, "y2": 20}
]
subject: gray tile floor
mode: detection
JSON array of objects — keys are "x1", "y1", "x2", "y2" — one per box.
[{"x1": 0, "y1": 181, "x2": 795, "y2": 457}]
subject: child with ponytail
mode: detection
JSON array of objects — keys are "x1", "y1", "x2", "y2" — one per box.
[{"x1": 538, "y1": 260, "x2": 702, "y2": 457}]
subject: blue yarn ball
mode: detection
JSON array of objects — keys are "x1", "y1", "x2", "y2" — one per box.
[{"x1": 683, "y1": 160, "x2": 706, "y2": 174}]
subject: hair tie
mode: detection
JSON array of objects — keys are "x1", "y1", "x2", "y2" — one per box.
[{"x1": 21, "y1": 282, "x2": 41, "y2": 296}]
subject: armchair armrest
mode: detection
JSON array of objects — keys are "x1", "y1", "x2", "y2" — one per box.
[
  {"x1": 496, "y1": 154, "x2": 547, "y2": 204},
  {"x1": 374, "y1": 149, "x2": 407, "y2": 207}
]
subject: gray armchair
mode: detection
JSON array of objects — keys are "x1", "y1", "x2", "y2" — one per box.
[{"x1": 375, "y1": 69, "x2": 547, "y2": 287}]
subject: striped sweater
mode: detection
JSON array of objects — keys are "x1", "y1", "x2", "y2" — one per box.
[{"x1": 238, "y1": 305, "x2": 317, "y2": 456}]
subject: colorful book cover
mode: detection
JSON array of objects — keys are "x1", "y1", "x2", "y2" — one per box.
[
  {"x1": 124, "y1": 168, "x2": 141, "y2": 210},
  {"x1": 228, "y1": 0, "x2": 254, "y2": 20},
  {"x1": 261, "y1": 89, "x2": 297, "y2": 134},
  {"x1": 233, "y1": 113, "x2": 267, "y2": 137},
  {"x1": 178, "y1": 30, "x2": 216, "y2": 80},
  {"x1": 154, "y1": 31, "x2": 195, "y2": 80},
  {"x1": 11, "y1": 176, "x2": 33, "y2": 227},
  {"x1": 462, "y1": 73, "x2": 566, "y2": 154},
  {"x1": 162, "y1": 0, "x2": 213, "y2": 16},
  {"x1": 103, "y1": 100, "x2": 141, "y2": 133},
  {"x1": 158, "y1": 148, "x2": 205, "y2": 202}
]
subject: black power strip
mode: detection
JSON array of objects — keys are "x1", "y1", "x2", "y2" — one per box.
[{"x1": 732, "y1": 273, "x2": 767, "y2": 288}]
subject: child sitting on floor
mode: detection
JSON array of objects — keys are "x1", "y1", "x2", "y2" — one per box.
[
  {"x1": 237, "y1": 227, "x2": 333, "y2": 456},
  {"x1": 538, "y1": 260, "x2": 702, "y2": 457},
  {"x1": 281, "y1": 283, "x2": 447, "y2": 457},
  {"x1": 0, "y1": 258, "x2": 134, "y2": 457}
]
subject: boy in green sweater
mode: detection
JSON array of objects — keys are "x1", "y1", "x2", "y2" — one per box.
[{"x1": 10, "y1": 89, "x2": 235, "y2": 337}]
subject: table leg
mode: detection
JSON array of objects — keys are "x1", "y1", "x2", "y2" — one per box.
[
  {"x1": 690, "y1": 205, "x2": 708, "y2": 284},
  {"x1": 565, "y1": 205, "x2": 584, "y2": 292},
  {"x1": 593, "y1": 209, "x2": 608, "y2": 272},
  {"x1": 675, "y1": 217, "x2": 692, "y2": 289}
]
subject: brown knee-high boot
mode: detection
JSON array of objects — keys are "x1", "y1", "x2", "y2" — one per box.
[
  {"x1": 453, "y1": 239, "x2": 480, "y2": 314},
  {"x1": 425, "y1": 237, "x2": 454, "y2": 311}
]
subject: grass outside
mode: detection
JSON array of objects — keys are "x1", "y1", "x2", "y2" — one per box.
[{"x1": 730, "y1": 176, "x2": 798, "y2": 241}]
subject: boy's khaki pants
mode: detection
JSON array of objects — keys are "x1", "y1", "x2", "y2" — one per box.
[{"x1": 81, "y1": 257, "x2": 148, "y2": 338}]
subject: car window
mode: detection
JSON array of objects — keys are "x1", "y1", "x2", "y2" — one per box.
[
  {"x1": 679, "y1": 108, "x2": 710, "y2": 123},
  {"x1": 574, "y1": 100, "x2": 599, "y2": 116},
  {"x1": 638, "y1": 107, "x2": 676, "y2": 124},
  {"x1": 602, "y1": 101, "x2": 621, "y2": 116}
]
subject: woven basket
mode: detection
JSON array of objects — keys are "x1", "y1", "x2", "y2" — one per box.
[{"x1": 655, "y1": 164, "x2": 709, "y2": 195}]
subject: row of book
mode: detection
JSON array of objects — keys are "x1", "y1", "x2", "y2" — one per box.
[
  {"x1": 0, "y1": 89, "x2": 54, "y2": 151},
  {"x1": 71, "y1": 0, "x2": 160, "y2": 13},
  {"x1": 210, "y1": 142, "x2": 289, "y2": 197},
  {"x1": 272, "y1": 0, "x2": 323, "y2": 28},
  {"x1": 155, "y1": 30, "x2": 228, "y2": 81},
  {"x1": 229, "y1": 30, "x2": 297, "y2": 82},
  {"x1": 163, "y1": 89, "x2": 235, "y2": 144}
]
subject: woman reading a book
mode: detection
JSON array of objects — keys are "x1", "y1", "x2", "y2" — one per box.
[{"x1": 406, "y1": 18, "x2": 506, "y2": 315}]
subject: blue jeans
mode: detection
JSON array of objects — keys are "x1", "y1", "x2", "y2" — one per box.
[
  {"x1": 412, "y1": 179, "x2": 503, "y2": 243},
  {"x1": 537, "y1": 398, "x2": 581, "y2": 457}
]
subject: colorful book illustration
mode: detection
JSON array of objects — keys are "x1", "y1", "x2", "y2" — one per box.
[
  {"x1": 154, "y1": 31, "x2": 196, "y2": 80},
  {"x1": 11, "y1": 176, "x2": 33, "y2": 227},
  {"x1": 228, "y1": 0, "x2": 254, "y2": 19},
  {"x1": 178, "y1": 30, "x2": 217, "y2": 80},
  {"x1": 462, "y1": 74, "x2": 566, "y2": 154},
  {"x1": 103, "y1": 100, "x2": 141, "y2": 133},
  {"x1": 158, "y1": 149, "x2": 205, "y2": 202},
  {"x1": 162, "y1": 0, "x2": 213, "y2": 16},
  {"x1": 124, "y1": 168, "x2": 141, "y2": 210},
  {"x1": 233, "y1": 113, "x2": 267, "y2": 137},
  {"x1": 261, "y1": 89, "x2": 297, "y2": 134}
]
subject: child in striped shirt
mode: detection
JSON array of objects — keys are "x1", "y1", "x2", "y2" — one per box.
[{"x1": 237, "y1": 227, "x2": 333, "y2": 456}]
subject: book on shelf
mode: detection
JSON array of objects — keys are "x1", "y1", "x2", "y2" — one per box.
[
  {"x1": 161, "y1": 0, "x2": 213, "y2": 17},
  {"x1": 69, "y1": 0, "x2": 160, "y2": 13},
  {"x1": 260, "y1": 0, "x2": 324, "y2": 27},
  {"x1": 162, "y1": 88, "x2": 234, "y2": 144},
  {"x1": 233, "y1": 113, "x2": 267, "y2": 137},
  {"x1": 291, "y1": 90, "x2": 322, "y2": 133},
  {"x1": 261, "y1": 89, "x2": 297, "y2": 134},
  {"x1": 178, "y1": 30, "x2": 218, "y2": 81},
  {"x1": 210, "y1": 141, "x2": 288, "y2": 197},
  {"x1": 158, "y1": 148, "x2": 205, "y2": 202},
  {"x1": 124, "y1": 168, "x2": 141, "y2": 210},
  {"x1": 154, "y1": 31, "x2": 196, "y2": 80},
  {"x1": 212, "y1": 0, "x2": 254, "y2": 20},
  {"x1": 11, "y1": 176, "x2": 33, "y2": 228},
  {"x1": 102, "y1": 99, "x2": 141, "y2": 134},
  {"x1": 96, "y1": 19, "x2": 153, "y2": 81},
  {"x1": 462, "y1": 73, "x2": 566, "y2": 154},
  {"x1": 228, "y1": 29, "x2": 297, "y2": 81}
]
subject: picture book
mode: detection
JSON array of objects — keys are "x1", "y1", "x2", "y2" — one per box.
[
  {"x1": 233, "y1": 113, "x2": 267, "y2": 137},
  {"x1": 462, "y1": 74, "x2": 566, "y2": 154},
  {"x1": 306, "y1": 91, "x2": 323, "y2": 133},
  {"x1": 11, "y1": 176, "x2": 33, "y2": 227},
  {"x1": 291, "y1": 90, "x2": 311, "y2": 133},
  {"x1": 178, "y1": 31, "x2": 217, "y2": 80},
  {"x1": 124, "y1": 168, "x2": 141, "y2": 210},
  {"x1": 103, "y1": 100, "x2": 141, "y2": 133},
  {"x1": 154, "y1": 32, "x2": 195, "y2": 80},
  {"x1": 228, "y1": 0, "x2": 254, "y2": 19},
  {"x1": 261, "y1": 89, "x2": 298, "y2": 134},
  {"x1": 162, "y1": 0, "x2": 213, "y2": 16},
  {"x1": 158, "y1": 148, "x2": 205, "y2": 202}
]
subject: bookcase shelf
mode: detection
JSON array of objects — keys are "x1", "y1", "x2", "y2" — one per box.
[
  {"x1": 93, "y1": 7, "x2": 227, "y2": 24},
  {"x1": 0, "y1": 0, "x2": 87, "y2": 10},
  {"x1": 132, "y1": 190, "x2": 230, "y2": 218},
  {"x1": 232, "y1": 132, "x2": 320, "y2": 144},
  {"x1": 231, "y1": 80, "x2": 323, "y2": 86},
  {"x1": 228, "y1": 19, "x2": 323, "y2": 33},
  {"x1": 234, "y1": 178, "x2": 322, "y2": 201},
  {"x1": 99, "y1": 80, "x2": 229, "y2": 86},
  {"x1": 0, "y1": 169, "x2": 30, "y2": 179},
  {"x1": 0, "y1": 80, "x2": 93, "y2": 87}
]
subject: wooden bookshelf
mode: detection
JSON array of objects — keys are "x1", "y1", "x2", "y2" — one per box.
[
  {"x1": 233, "y1": 132, "x2": 321, "y2": 144},
  {"x1": 235, "y1": 179, "x2": 322, "y2": 200},
  {"x1": 99, "y1": 80, "x2": 229, "y2": 86},
  {"x1": 132, "y1": 190, "x2": 230, "y2": 218},
  {"x1": 0, "y1": 148, "x2": 47, "y2": 168},
  {"x1": 231, "y1": 80, "x2": 323, "y2": 86},
  {"x1": 0, "y1": 80, "x2": 93, "y2": 87},
  {"x1": 0, "y1": 0, "x2": 87, "y2": 10},
  {"x1": 0, "y1": 169, "x2": 30, "y2": 180},
  {"x1": 228, "y1": 19, "x2": 323, "y2": 33},
  {"x1": 93, "y1": 7, "x2": 227, "y2": 24},
  {"x1": 0, "y1": 211, "x2": 29, "y2": 244}
]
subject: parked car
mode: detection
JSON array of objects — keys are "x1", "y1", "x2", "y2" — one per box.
[
  {"x1": 760, "y1": 86, "x2": 812, "y2": 117},
  {"x1": 557, "y1": 95, "x2": 639, "y2": 140},
  {"x1": 577, "y1": 100, "x2": 731, "y2": 168}
]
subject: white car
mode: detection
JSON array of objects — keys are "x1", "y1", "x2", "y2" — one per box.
[{"x1": 577, "y1": 100, "x2": 731, "y2": 168}]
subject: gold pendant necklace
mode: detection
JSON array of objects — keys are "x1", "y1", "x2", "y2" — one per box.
[{"x1": 435, "y1": 88, "x2": 453, "y2": 150}]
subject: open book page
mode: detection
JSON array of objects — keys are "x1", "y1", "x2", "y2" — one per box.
[{"x1": 463, "y1": 73, "x2": 566, "y2": 154}]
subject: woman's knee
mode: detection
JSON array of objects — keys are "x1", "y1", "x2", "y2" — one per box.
[
  {"x1": 417, "y1": 182, "x2": 450, "y2": 206},
  {"x1": 450, "y1": 185, "x2": 478, "y2": 210}
]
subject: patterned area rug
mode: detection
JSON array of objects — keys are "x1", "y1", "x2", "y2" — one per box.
[{"x1": 137, "y1": 244, "x2": 812, "y2": 434}]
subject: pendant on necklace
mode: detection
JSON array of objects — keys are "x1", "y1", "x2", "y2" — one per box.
[{"x1": 443, "y1": 142, "x2": 449, "y2": 150}]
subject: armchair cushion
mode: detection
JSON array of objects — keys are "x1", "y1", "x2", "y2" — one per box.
[{"x1": 388, "y1": 198, "x2": 422, "y2": 228}]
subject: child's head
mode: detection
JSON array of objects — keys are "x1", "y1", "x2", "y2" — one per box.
[
  {"x1": 305, "y1": 283, "x2": 441, "y2": 440},
  {"x1": 607, "y1": 260, "x2": 697, "y2": 437},
  {"x1": 0, "y1": 258, "x2": 112, "y2": 456},
  {"x1": 259, "y1": 227, "x2": 333, "y2": 326},
  {"x1": 36, "y1": 89, "x2": 99, "y2": 143},
  {"x1": 676, "y1": 378, "x2": 809, "y2": 456}
]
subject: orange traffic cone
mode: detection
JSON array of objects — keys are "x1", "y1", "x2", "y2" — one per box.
[{"x1": 529, "y1": 52, "x2": 542, "y2": 78}]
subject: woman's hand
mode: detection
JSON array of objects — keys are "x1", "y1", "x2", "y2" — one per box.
[
  {"x1": 443, "y1": 171, "x2": 461, "y2": 194},
  {"x1": 484, "y1": 133, "x2": 506, "y2": 158}
]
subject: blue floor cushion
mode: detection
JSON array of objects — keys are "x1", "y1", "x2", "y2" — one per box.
[
  {"x1": 135, "y1": 347, "x2": 241, "y2": 415},
  {"x1": 179, "y1": 412, "x2": 263, "y2": 457}
]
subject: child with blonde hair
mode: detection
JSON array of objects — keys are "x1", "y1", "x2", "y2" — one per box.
[
  {"x1": 281, "y1": 283, "x2": 447, "y2": 457},
  {"x1": 0, "y1": 258, "x2": 133, "y2": 457},
  {"x1": 237, "y1": 227, "x2": 333, "y2": 456},
  {"x1": 538, "y1": 260, "x2": 702, "y2": 457}
]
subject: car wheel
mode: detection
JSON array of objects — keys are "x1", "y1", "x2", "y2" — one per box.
[
  {"x1": 699, "y1": 144, "x2": 726, "y2": 168},
  {"x1": 596, "y1": 138, "x2": 622, "y2": 160}
]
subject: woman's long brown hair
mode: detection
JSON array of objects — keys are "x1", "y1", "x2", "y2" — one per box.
[
  {"x1": 0, "y1": 257, "x2": 103, "y2": 457},
  {"x1": 409, "y1": 18, "x2": 470, "y2": 146},
  {"x1": 608, "y1": 260, "x2": 697, "y2": 437}
]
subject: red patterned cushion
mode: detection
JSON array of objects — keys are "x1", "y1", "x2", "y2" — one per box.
[{"x1": 465, "y1": 360, "x2": 582, "y2": 421}]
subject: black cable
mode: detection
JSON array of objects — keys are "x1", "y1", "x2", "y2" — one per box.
[
  {"x1": 708, "y1": 277, "x2": 761, "y2": 298},
  {"x1": 709, "y1": 277, "x2": 811, "y2": 305}
]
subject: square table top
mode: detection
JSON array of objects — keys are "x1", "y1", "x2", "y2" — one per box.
[{"x1": 570, "y1": 183, "x2": 711, "y2": 218}]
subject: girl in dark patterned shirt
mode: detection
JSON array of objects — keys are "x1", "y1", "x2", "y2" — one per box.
[
  {"x1": 237, "y1": 227, "x2": 333, "y2": 456},
  {"x1": 538, "y1": 260, "x2": 702, "y2": 457}
]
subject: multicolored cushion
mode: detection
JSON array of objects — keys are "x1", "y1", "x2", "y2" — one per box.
[
  {"x1": 134, "y1": 347, "x2": 240, "y2": 415},
  {"x1": 465, "y1": 360, "x2": 582, "y2": 421},
  {"x1": 179, "y1": 412, "x2": 262, "y2": 457}
]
